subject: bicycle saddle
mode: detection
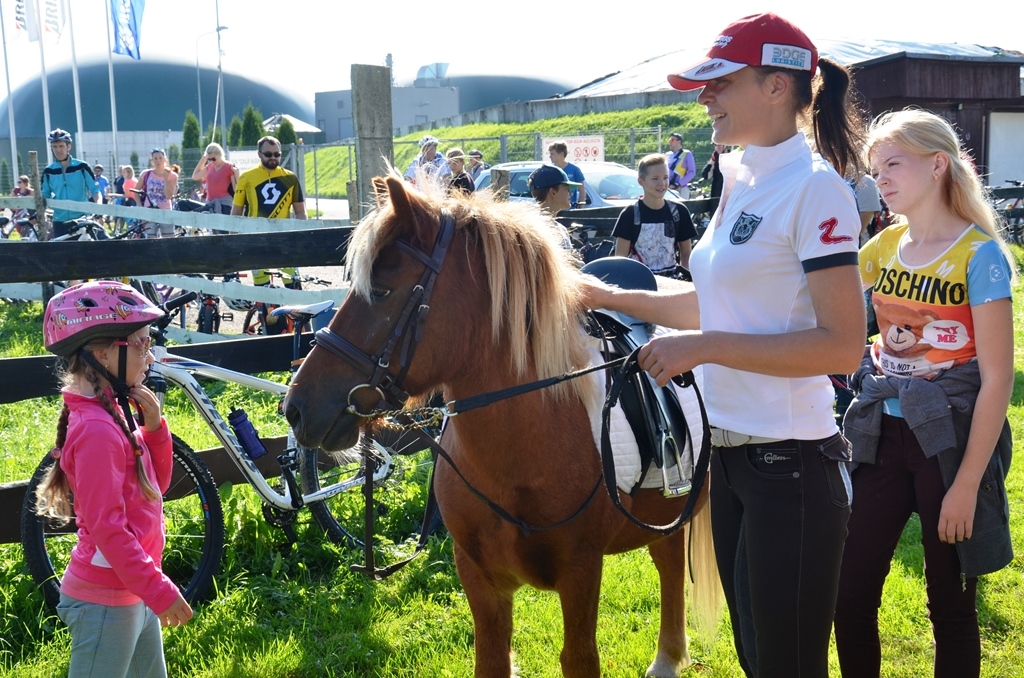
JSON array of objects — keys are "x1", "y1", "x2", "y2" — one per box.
[{"x1": 269, "y1": 299, "x2": 335, "y2": 320}]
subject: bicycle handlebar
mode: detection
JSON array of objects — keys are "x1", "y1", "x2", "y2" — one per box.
[{"x1": 155, "y1": 291, "x2": 198, "y2": 331}]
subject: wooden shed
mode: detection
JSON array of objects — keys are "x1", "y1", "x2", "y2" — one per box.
[{"x1": 841, "y1": 47, "x2": 1024, "y2": 180}]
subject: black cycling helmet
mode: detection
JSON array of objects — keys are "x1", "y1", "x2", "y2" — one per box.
[{"x1": 47, "y1": 128, "x2": 72, "y2": 143}]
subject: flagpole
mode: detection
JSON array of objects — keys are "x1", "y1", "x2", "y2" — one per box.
[
  {"x1": 66, "y1": 0, "x2": 84, "y2": 144},
  {"x1": 216, "y1": 0, "x2": 226, "y2": 155},
  {"x1": 0, "y1": 0, "x2": 21, "y2": 177},
  {"x1": 34, "y1": 0, "x2": 52, "y2": 163},
  {"x1": 104, "y1": 0, "x2": 119, "y2": 167}
]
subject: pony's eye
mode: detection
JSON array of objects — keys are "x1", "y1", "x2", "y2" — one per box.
[{"x1": 370, "y1": 285, "x2": 391, "y2": 301}]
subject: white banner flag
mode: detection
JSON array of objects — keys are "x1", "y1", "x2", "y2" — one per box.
[
  {"x1": 13, "y1": 0, "x2": 40, "y2": 42},
  {"x1": 41, "y1": 0, "x2": 66, "y2": 42}
]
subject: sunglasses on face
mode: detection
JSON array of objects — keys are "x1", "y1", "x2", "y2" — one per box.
[
  {"x1": 262, "y1": 151, "x2": 282, "y2": 158},
  {"x1": 113, "y1": 336, "x2": 153, "y2": 354}
]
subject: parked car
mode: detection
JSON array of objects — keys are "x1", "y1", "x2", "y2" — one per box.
[{"x1": 474, "y1": 161, "x2": 679, "y2": 209}]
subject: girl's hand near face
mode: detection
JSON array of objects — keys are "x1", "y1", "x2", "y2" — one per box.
[{"x1": 129, "y1": 383, "x2": 163, "y2": 431}]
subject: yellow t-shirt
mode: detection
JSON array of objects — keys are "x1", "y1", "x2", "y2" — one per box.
[
  {"x1": 860, "y1": 223, "x2": 1010, "y2": 378},
  {"x1": 233, "y1": 165, "x2": 304, "y2": 219}
]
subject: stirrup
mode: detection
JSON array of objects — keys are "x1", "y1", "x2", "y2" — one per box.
[{"x1": 657, "y1": 427, "x2": 692, "y2": 498}]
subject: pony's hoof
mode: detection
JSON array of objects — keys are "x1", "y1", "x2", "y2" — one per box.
[{"x1": 645, "y1": 652, "x2": 691, "y2": 678}]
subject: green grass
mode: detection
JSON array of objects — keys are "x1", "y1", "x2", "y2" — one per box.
[
  {"x1": 1, "y1": 248, "x2": 1023, "y2": 676},
  {"x1": 304, "y1": 103, "x2": 712, "y2": 199}
]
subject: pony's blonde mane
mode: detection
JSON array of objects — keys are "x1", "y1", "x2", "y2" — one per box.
[{"x1": 346, "y1": 174, "x2": 590, "y2": 401}]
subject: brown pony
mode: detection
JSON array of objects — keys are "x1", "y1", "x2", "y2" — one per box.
[{"x1": 285, "y1": 175, "x2": 720, "y2": 677}]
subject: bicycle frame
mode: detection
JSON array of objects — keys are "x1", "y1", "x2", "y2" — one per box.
[{"x1": 149, "y1": 346, "x2": 392, "y2": 512}]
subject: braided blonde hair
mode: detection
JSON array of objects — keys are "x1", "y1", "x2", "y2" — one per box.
[{"x1": 35, "y1": 341, "x2": 159, "y2": 523}]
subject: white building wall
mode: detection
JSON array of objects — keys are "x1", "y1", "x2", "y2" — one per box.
[
  {"x1": 987, "y1": 112, "x2": 1024, "y2": 188},
  {"x1": 76, "y1": 130, "x2": 185, "y2": 170}
]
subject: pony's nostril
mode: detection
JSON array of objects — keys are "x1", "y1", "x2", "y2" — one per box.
[{"x1": 283, "y1": 397, "x2": 302, "y2": 429}]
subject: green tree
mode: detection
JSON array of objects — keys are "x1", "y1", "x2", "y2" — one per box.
[
  {"x1": 203, "y1": 123, "x2": 223, "y2": 146},
  {"x1": 167, "y1": 144, "x2": 181, "y2": 167},
  {"x1": 0, "y1": 159, "x2": 11, "y2": 194},
  {"x1": 228, "y1": 116, "x2": 243, "y2": 147},
  {"x1": 182, "y1": 111, "x2": 201, "y2": 149},
  {"x1": 240, "y1": 102, "x2": 265, "y2": 146},
  {"x1": 276, "y1": 117, "x2": 297, "y2": 146},
  {"x1": 130, "y1": 150, "x2": 140, "y2": 173}
]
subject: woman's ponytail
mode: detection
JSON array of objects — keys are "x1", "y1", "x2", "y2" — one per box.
[{"x1": 811, "y1": 57, "x2": 867, "y2": 179}]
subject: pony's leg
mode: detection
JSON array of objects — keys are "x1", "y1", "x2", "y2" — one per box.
[
  {"x1": 645, "y1": 528, "x2": 691, "y2": 678},
  {"x1": 556, "y1": 560, "x2": 603, "y2": 678},
  {"x1": 455, "y1": 546, "x2": 516, "y2": 678}
]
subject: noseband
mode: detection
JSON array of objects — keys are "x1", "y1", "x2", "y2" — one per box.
[{"x1": 312, "y1": 210, "x2": 456, "y2": 411}]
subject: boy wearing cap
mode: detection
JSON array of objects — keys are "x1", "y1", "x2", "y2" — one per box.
[
  {"x1": 612, "y1": 154, "x2": 697, "y2": 274},
  {"x1": 667, "y1": 133, "x2": 696, "y2": 198},
  {"x1": 466, "y1": 150, "x2": 488, "y2": 181},
  {"x1": 547, "y1": 142, "x2": 587, "y2": 208},
  {"x1": 93, "y1": 165, "x2": 110, "y2": 204},
  {"x1": 445, "y1": 148, "x2": 475, "y2": 194},
  {"x1": 527, "y1": 164, "x2": 577, "y2": 249}
]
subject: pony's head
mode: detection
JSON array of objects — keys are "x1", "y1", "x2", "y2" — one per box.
[{"x1": 286, "y1": 173, "x2": 591, "y2": 451}]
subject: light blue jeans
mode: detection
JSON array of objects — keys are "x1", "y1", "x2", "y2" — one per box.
[{"x1": 57, "y1": 593, "x2": 167, "y2": 678}]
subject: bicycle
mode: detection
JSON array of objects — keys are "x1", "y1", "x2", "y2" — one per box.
[
  {"x1": 21, "y1": 293, "x2": 425, "y2": 611},
  {"x1": 242, "y1": 270, "x2": 331, "y2": 336},
  {"x1": 0, "y1": 215, "x2": 39, "y2": 241}
]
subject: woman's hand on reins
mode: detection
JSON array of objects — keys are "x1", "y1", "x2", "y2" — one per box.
[{"x1": 638, "y1": 330, "x2": 706, "y2": 387}]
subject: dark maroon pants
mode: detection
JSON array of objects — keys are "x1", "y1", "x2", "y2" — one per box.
[{"x1": 834, "y1": 414, "x2": 979, "y2": 678}]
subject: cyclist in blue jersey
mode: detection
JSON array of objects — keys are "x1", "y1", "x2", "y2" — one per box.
[{"x1": 39, "y1": 129, "x2": 102, "y2": 238}]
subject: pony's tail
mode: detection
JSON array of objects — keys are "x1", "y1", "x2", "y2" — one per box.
[{"x1": 690, "y1": 494, "x2": 723, "y2": 648}]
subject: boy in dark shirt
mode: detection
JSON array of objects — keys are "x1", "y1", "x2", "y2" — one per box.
[
  {"x1": 612, "y1": 153, "x2": 697, "y2": 274},
  {"x1": 445, "y1": 148, "x2": 476, "y2": 195}
]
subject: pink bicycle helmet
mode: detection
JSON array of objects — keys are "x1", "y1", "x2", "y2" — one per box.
[{"x1": 44, "y1": 281, "x2": 163, "y2": 357}]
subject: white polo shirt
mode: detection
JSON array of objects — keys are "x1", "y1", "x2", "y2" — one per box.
[{"x1": 688, "y1": 133, "x2": 860, "y2": 441}]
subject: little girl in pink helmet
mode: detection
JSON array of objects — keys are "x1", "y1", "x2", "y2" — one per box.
[{"x1": 36, "y1": 280, "x2": 193, "y2": 677}]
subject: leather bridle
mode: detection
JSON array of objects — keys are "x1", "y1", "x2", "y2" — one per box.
[{"x1": 312, "y1": 209, "x2": 457, "y2": 412}]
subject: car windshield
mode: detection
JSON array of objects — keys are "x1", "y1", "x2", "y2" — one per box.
[{"x1": 582, "y1": 165, "x2": 644, "y2": 201}]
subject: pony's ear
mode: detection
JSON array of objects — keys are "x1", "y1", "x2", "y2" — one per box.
[
  {"x1": 371, "y1": 177, "x2": 389, "y2": 208},
  {"x1": 385, "y1": 176, "x2": 413, "y2": 222}
]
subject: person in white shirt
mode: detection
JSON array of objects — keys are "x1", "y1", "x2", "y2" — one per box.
[{"x1": 580, "y1": 13, "x2": 866, "y2": 677}]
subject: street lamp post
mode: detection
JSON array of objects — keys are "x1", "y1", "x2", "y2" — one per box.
[
  {"x1": 216, "y1": 0, "x2": 227, "y2": 155},
  {"x1": 195, "y1": 26, "x2": 227, "y2": 143}
]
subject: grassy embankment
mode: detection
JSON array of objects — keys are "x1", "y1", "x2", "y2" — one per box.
[{"x1": 303, "y1": 103, "x2": 713, "y2": 199}]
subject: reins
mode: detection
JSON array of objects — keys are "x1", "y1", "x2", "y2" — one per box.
[{"x1": 312, "y1": 207, "x2": 708, "y2": 578}]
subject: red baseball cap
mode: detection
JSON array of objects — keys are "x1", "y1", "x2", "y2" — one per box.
[{"x1": 667, "y1": 13, "x2": 818, "y2": 91}]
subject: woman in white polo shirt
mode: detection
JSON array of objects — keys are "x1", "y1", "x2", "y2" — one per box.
[{"x1": 581, "y1": 13, "x2": 866, "y2": 677}]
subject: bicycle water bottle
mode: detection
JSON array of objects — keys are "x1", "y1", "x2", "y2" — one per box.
[{"x1": 228, "y1": 408, "x2": 268, "y2": 459}]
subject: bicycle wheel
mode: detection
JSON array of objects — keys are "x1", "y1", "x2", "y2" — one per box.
[
  {"x1": 21, "y1": 434, "x2": 225, "y2": 612},
  {"x1": 196, "y1": 304, "x2": 217, "y2": 334},
  {"x1": 297, "y1": 428, "x2": 435, "y2": 546},
  {"x1": 242, "y1": 305, "x2": 264, "y2": 335}
]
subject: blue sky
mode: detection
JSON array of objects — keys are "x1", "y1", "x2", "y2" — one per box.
[{"x1": 2, "y1": 0, "x2": 1021, "y2": 109}]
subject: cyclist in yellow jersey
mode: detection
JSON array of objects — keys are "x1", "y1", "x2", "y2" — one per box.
[{"x1": 231, "y1": 135, "x2": 306, "y2": 287}]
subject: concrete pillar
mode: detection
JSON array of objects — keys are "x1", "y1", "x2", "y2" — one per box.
[
  {"x1": 491, "y1": 168, "x2": 510, "y2": 202},
  {"x1": 350, "y1": 65, "x2": 394, "y2": 223}
]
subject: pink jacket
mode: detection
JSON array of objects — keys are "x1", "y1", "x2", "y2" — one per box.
[{"x1": 59, "y1": 390, "x2": 179, "y2": 614}]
